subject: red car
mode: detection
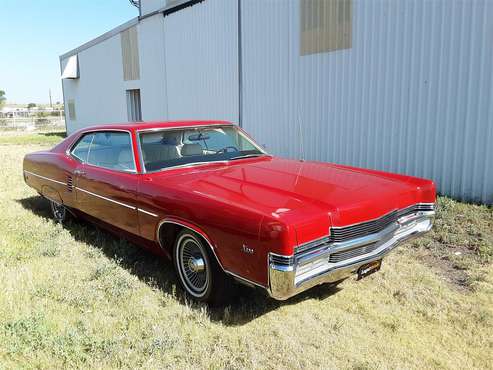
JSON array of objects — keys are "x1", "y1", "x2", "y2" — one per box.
[{"x1": 23, "y1": 121, "x2": 436, "y2": 303}]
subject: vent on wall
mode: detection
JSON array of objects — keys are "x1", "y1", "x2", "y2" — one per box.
[
  {"x1": 67, "y1": 100, "x2": 76, "y2": 121},
  {"x1": 300, "y1": 0, "x2": 352, "y2": 55},
  {"x1": 121, "y1": 26, "x2": 140, "y2": 81},
  {"x1": 126, "y1": 89, "x2": 142, "y2": 122},
  {"x1": 61, "y1": 55, "x2": 79, "y2": 79}
]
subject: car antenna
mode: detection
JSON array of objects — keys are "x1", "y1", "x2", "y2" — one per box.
[{"x1": 298, "y1": 111, "x2": 305, "y2": 161}]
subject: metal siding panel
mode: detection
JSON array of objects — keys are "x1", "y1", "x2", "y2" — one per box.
[
  {"x1": 242, "y1": 0, "x2": 493, "y2": 204},
  {"x1": 163, "y1": 0, "x2": 238, "y2": 123}
]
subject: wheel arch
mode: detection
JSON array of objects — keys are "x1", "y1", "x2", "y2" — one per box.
[
  {"x1": 156, "y1": 218, "x2": 225, "y2": 271},
  {"x1": 41, "y1": 185, "x2": 63, "y2": 204}
]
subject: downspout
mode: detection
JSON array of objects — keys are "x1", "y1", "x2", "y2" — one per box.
[
  {"x1": 59, "y1": 58, "x2": 68, "y2": 134},
  {"x1": 238, "y1": 0, "x2": 243, "y2": 128}
]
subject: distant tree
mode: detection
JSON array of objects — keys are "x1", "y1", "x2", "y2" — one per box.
[
  {"x1": 27, "y1": 103, "x2": 36, "y2": 109},
  {"x1": 0, "y1": 90, "x2": 6, "y2": 108}
]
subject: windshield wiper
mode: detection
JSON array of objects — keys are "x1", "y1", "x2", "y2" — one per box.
[{"x1": 229, "y1": 154, "x2": 268, "y2": 161}]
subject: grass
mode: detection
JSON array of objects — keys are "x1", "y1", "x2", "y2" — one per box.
[
  {"x1": 0, "y1": 130, "x2": 65, "y2": 145},
  {"x1": 0, "y1": 131, "x2": 492, "y2": 369}
]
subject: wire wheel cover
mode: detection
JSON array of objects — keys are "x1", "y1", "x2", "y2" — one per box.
[{"x1": 177, "y1": 235, "x2": 209, "y2": 296}]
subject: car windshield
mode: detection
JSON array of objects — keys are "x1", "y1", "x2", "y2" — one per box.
[{"x1": 139, "y1": 125, "x2": 266, "y2": 172}]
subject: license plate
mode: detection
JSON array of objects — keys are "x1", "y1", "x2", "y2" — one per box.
[{"x1": 357, "y1": 260, "x2": 382, "y2": 280}]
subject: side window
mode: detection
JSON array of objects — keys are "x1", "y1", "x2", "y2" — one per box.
[
  {"x1": 86, "y1": 131, "x2": 136, "y2": 172},
  {"x1": 71, "y1": 133, "x2": 94, "y2": 162}
]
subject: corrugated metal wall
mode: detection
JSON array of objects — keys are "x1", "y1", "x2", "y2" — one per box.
[
  {"x1": 162, "y1": 0, "x2": 239, "y2": 122},
  {"x1": 241, "y1": 0, "x2": 493, "y2": 204}
]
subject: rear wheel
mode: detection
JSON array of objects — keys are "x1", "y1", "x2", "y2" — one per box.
[
  {"x1": 49, "y1": 200, "x2": 68, "y2": 223},
  {"x1": 173, "y1": 230, "x2": 231, "y2": 304}
]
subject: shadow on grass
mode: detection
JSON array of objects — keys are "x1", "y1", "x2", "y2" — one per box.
[{"x1": 17, "y1": 195, "x2": 342, "y2": 326}]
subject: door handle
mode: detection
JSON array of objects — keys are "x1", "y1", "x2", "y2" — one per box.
[{"x1": 74, "y1": 169, "x2": 86, "y2": 176}]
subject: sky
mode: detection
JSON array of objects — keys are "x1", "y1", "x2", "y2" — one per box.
[{"x1": 0, "y1": 0, "x2": 138, "y2": 104}]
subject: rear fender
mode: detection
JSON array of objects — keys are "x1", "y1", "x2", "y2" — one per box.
[{"x1": 41, "y1": 185, "x2": 63, "y2": 204}]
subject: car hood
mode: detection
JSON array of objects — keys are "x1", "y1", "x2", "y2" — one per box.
[{"x1": 153, "y1": 156, "x2": 434, "y2": 243}]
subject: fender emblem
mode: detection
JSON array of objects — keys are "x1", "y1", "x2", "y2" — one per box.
[{"x1": 242, "y1": 244, "x2": 254, "y2": 254}]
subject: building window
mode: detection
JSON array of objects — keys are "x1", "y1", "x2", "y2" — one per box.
[
  {"x1": 300, "y1": 0, "x2": 352, "y2": 56},
  {"x1": 68, "y1": 99, "x2": 76, "y2": 120},
  {"x1": 126, "y1": 89, "x2": 142, "y2": 122},
  {"x1": 121, "y1": 26, "x2": 140, "y2": 81}
]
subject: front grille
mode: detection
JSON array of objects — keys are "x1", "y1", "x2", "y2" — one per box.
[
  {"x1": 328, "y1": 242, "x2": 379, "y2": 263},
  {"x1": 329, "y1": 203, "x2": 435, "y2": 243},
  {"x1": 398, "y1": 203, "x2": 435, "y2": 218},
  {"x1": 293, "y1": 203, "x2": 435, "y2": 262},
  {"x1": 330, "y1": 210, "x2": 399, "y2": 243}
]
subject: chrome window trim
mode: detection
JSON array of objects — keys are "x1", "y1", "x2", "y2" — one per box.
[
  {"x1": 70, "y1": 133, "x2": 95, "y2": 163},
  {"x1": 66, "y1": 128, "x2": 139, "y2": 175},
  {"x1": 23, "y1": 170, "x2": 66, "y2": 186},
  {"x1": 136, "y1": 124, "x2": 268, "y2": 174}
]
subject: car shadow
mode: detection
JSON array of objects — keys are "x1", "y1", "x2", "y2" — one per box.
[{"x1": 17, "y1": 195, "x2": 343, "y2": 326}]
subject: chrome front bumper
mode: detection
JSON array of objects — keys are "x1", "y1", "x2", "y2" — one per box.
[{"x1": 268, "y1": 206, "x2": 435, "y2": 300}]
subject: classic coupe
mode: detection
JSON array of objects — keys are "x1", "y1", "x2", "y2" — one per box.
[{"x1": 23, "y1": 121, "x2": 436, "y2": 303}]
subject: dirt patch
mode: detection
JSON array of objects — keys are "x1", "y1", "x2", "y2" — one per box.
[
  {"x1": 418, "y1": 246, "x2": 473, "y2": 291},
  {"x1": 407, "y1": 197, "x2": 493, "y2": 291}
]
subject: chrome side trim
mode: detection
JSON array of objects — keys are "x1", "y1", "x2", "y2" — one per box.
[
  {"x1": 225, "y1": 269, "x2": 266, "y2": 289},
  {"x1": 74, "y1": 187, "x2": 136, "y2": 210},
  {"x1": 26, "y1": 170, "x2": 158, "y2": 216},
  {"x1": 138, "y1": 208, "x2": 158, "y2": 217},
  {"x1": 24, "y1": 170, "x2": 66, "y2": 186},
  {"x1": 156, "y1": 219, "x2": 267, "y2": 289}
]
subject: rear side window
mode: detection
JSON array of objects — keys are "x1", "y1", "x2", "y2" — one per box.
[
  {"x1": 87, "y1": 132, "x2": 136, "y2": 172},
  {"x1": 70, "y1": 131, "x2": 136, "y2": 173},
  {"x1": 71, "y1": 133, "x2": 94, "y2": 162}
]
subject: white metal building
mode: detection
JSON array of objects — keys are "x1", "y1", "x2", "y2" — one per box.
[{"x1": 60, "y1": 0, "x2": 493, "y2": 204}]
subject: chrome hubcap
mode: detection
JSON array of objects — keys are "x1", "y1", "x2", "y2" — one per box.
[
  {"x1": 178, "y1": 236, "x2": 209, "y2": 295},
  {"x1": 188, "y1": 256, "x2": 205, "y2": 273}
]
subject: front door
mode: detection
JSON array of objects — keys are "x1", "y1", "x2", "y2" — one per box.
[{"x1": 73, "y1": 130, "x2": 139, "y2": 235}]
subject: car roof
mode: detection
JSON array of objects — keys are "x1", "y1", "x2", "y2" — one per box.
[{"x1": 78, "y1": 120, "x2": 234, "y2": 133}]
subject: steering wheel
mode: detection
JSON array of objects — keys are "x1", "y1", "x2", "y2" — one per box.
[{"x1": 216, "y1": 146, "x2": 239, "y2": 154}]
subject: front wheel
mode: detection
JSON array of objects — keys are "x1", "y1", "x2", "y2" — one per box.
[
  {"x1": 173, "y1": 230, "x2": 231, "y2": 304},
  {"x1": 49, "y1": 200, "x2": 68, "y2": 223}
]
